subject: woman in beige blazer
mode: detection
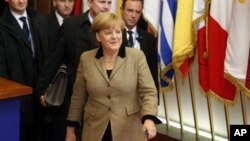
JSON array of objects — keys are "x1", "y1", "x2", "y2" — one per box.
[{"x1": 66, "y1": 12, "x2": 161, "y2": 141}]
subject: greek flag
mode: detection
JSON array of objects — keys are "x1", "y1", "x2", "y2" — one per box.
[{"x1": 158, "y1": 0, "x2": 177, "y2": 92}]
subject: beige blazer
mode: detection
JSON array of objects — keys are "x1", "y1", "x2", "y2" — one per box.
[{"x1": 68, "y1": 47, "x2": 158, "y2": 141}]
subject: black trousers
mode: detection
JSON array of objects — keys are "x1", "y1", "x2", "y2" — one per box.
[
  {"x1": 40, "y1": 93, "x2": 71, "y2": 141},
  {"x1": 102, "y1": 122, "x2": 112, "y2": 141}
]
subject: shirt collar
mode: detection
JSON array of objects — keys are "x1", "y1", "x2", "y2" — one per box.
[
  {"x1": 55, "y1": 10, "x2": 64, "y2": 26},
  {"x1": 125, "y1": 26, "x2": 137, "y2": 33},
  {"x1": 88, "y1": 12, "x2": 94, "y2": 24},
  {"x1": 11, "y1": 10, "x2": 29, "y2": 29},
  {"x1": 11, "y1": 10, "x2": 28, "y2": 21},
  {"x1": 125, "y1": 26, "x2": 139, "y2": 38}
]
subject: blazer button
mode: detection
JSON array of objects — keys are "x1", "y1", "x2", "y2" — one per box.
[
  {"x1": 107, "y1": 95, "x2": 111, "y2": 99},
  {"x1": 107, "y1": 83, "x2": 110, "y2": 87},
  {"x1": 108, "y1": 107, "x2": 111, "y2": 111}
]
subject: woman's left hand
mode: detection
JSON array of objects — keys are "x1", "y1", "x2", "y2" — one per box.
[{"x1": 143, "y1": 119, "x2": 157, "y2": 139}]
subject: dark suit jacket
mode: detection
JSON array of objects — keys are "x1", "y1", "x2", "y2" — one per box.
[
  {"x1": 45, "y1": 11, "x2": 61, "y2": 47},
  {"x1": 36, "y1": 11, "x2": 97, "y2": 98},
  {"x1": 122, "y1": 28, "x2": 159, "y2": 95},
  {"x1": 0, "y1": 1, "x2": 6, "y2": 16},
  {"x1": 0, "y1": 7, "x2": 49, "y2": 123}
]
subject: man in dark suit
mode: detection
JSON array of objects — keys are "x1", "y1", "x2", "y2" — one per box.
[
  {"x1": 121, "y1": 0, "x2": 159, "y2": 96},
  {"x1": 41, "y1": 0, "x2": 74, "y2": 141},
  {"x1": 36, "y1": 0, "x2": 113, "y2": 140},
  {"x1": 0, "y1": 0, "x2": 49, "y2": 141},
  {"x1": 46, "y1": 0, "x2": 74, "y2": 47}
]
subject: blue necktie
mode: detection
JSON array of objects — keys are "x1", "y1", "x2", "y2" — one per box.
[{"x1": 20, "y1": 16, "x2": 31, "y2": 45}]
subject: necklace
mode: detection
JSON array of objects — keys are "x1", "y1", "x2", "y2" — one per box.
[
  {"x1": 104, "y1": 60, "x2": 116, "y2": 62},
  {"x1": 104, "y1": 57, "x2": 117, "y2": 62}
]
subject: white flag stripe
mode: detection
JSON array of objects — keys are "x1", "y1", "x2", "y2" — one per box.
[
  {"x1": 192, "y1": 0, "x2": 206, "y2": 41},
  {"x1": 143, "y1": 0, "x2": 161, "y2": 31},
  {"x1": 225, "y1": 0, "x2": 250, "y2": 84},
  {"x1": 210, "y1": 0, "x2": 233, "y2": 31},
  {"x1": 162, "y1": 0, "x2": 174, "y2": 51},
  {"x1": 83, "y1": 0, "x2": 88, "y2": 12},
  {"x1": 192, "y1": 0, "x2": 206, "y2": 20}
]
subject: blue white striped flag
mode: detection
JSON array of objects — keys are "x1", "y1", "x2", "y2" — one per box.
[{"x1": 158, "y1": 0, "x2": 177, "y2": 92}]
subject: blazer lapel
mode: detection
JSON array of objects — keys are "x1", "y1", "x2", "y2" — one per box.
[
  {"x1": 94, "y1": 57, "x2": 110, "y2": 82},
  {"x1": 109, "y1": 57, "x2": 126, "y2": 80},
  {"x1": 8, "y1": 14, "x2": 32, "y2": 48},
  {"x1": 94, "y1": 56, "x2": 126, "y2": 82},
  {"x1": 137, "y1": 28, "x2": 145, "y2": 50},
  {"x1": 5, "y1": 18, "x2": 32, "y2": 49}
]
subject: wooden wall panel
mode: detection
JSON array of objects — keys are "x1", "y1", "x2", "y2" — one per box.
[{"x1": 29, "y1": 0, "x2": 52, "y2": 16}]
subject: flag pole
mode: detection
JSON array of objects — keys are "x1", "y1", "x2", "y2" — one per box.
[
  {"x1": 240, "y1": 91, "x2": 247, "y2": 124},
  {"x1": 174, "y1": 74, "x2": 184, "y2": 134},
  {"x1": 188, "y1": 70, "x2": 199, "y2": 139},
  {"x1": 206, "y1": 95, "x2": 215, "y2": 140},
  {"x1": 162, "y1": 92, "x2": 170, "y2": 130},
  {"x1": 205, "y1": 0, "x2": 215, "y2": 140},
  {"x1": 224, "y1": 104, "x2": 230, "y2": 140}
]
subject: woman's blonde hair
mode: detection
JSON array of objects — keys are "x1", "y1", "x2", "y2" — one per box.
[{"x1": 91, "y1": 12, "x2": 125, "y2": 36}]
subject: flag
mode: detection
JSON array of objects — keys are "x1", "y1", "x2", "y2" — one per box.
[
  {"x1": 197, "y1": 21, "x2": 208, "y2": 93},
  {"x1": 115, "y1": 0, "x2": 122, "y2": 16},
  {"x1": 143, "y1": 0, "x2": 161, "y2": 35},
  {"x1": 73, "y1": 0, "x2": 82, "y2": 15},
  {"x1": 207, "y1": 0, "x2": 236, "y2": 102},
  {"x1": 82, "y1": 0, "x2": 88, "y2": 12},
  {"x1": 172, "y1": 0, "x2": 195, "y2": 78},
  {"x1": 224, "y1": 0, "x2": 250, "y2": 97},
  {"x1": 245, "y1": 49, "x2": 250, "y2": 90},
  {"x1": 158, "y1": 0, "x2": 177, "y2": 92},
  {"x1": 194, "y1": 0, "x2": 208, "y2": 93}
]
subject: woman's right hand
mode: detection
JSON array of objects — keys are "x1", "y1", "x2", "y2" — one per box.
[{"x1": 65, "y1": 126, "x2": 76, "y2": 141}]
